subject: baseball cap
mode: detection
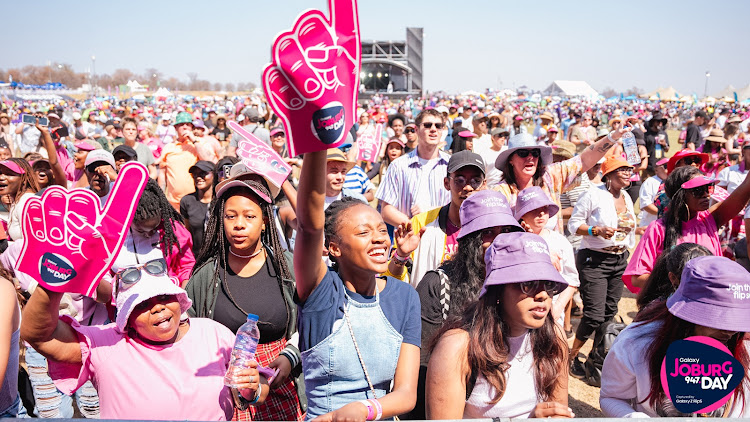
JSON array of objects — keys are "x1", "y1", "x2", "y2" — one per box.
[
  {"x1": 84, "y1": 150, "x2": 115, "y2": 168},
  {"x1": 270, "y1": 127, "x2": 285, "y2": 137},
  {"x1": 74, "y1": 141, "x2": 97, "y2": 152},
  {"x1": 447, "y1": 150, "x2": 485, "y2": 175},
  {"x1": 112, "y1": 145, "x2": 137, "y2": 159},
  {"x1": 189, "y1": 160, "x2": 216, "y2": 175}
]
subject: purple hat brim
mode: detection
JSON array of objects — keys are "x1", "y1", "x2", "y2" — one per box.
[
  {"x1": 667, "y1": 294, "x2": 750, "y2": 333},
  {"x1": 457, "y1": 213, "x2": 522, "y2": 239},
  {"x1": 513, "y1": 200, "x2": 559, "y2": 221},
  {"x1": 480, "y1": 261, "x2": 567, "y2": 298}
]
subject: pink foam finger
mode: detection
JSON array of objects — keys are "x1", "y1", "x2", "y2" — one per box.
[
  {"x1": 263, "y1": 65, "x2": 305, "y2": 113},
  {"x1": 40, "y1": 187, "x2": 69, "y2": 246},
  {"x1": 328, "y1": 0, "x2": 360, "y2": 61},
  {"x1": 22, "y1": 198, "x2": 45, "y2": 242},
  {"x1": 99, "y1": 162, "x2": 149, "y2": 253},
  {"x1": 274, "y1": 33, "x2": 325, "y2": 101},
  {"x1": 65, "y1": 190, "x2": 101, "y2": 252}
]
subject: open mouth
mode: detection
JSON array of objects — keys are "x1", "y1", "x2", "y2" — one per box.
[
  {"x1": 367, "y1": 247, "x2": 388, "y2": 263},
  {"x1": 153, "y1": 315, "x2": 173, "y2": 328},
  {"x1": 530, "y1": 306, "x2": 548, "y2": 319}
]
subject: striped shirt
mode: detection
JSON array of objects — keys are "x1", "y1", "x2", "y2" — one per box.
[
  {"x1": 344, "y1": 165, "x2": 373, "y2": 195},
  {"x1": 375, "y1": 147, "x2": 451, "y2": 218}
]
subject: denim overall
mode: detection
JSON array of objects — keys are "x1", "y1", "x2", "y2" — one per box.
[{"x1": 302, "y1": 287, "x2": 403, "y2": 420}]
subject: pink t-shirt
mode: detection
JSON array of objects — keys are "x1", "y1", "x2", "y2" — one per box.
[
  {"x1": 49, "y1": 316, "x2": 235, "y2": 420},
  {"x1": 444, "y1": 219, "x2": 460, "y2": 260},
  {"x1": 623, "y1": 210, "x2": 721, "y2": 292}
]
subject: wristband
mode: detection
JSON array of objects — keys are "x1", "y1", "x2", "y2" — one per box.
[
  {"x1": 607, "y1": 131, "x2": 616, "y2": 143},
  {"x1": 359, "y1": 400, "x2": 375, "y2": 421},
  {"x1": 588, "y1": 226, "x2": 593, "y2": 236},
  {"x1": 249, "y1": 383, "x2": 262, "y2": 405},
  {"x1": 392, "y1": 251, "x2": 409, "y2": 265},
  {"x1": 370, "y1": 399, "x2": 383, "y2": 421}
]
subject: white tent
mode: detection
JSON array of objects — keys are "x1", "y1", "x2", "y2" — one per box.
[
  {"x1": 154, "y1": 87, "x2": 173, "y2": 97},
  {"x1": 736, "y1": 84, "x2": 750, "y2": 102},
  {"x1": 713, "y1": 85, "x2": 735, "y2": 98},
  {"x1": 543, "y1": 81, "x2": 598, "y2": 99},
  {"x1": 126, "y1": 80, "x2": 147, "y2": 92}
]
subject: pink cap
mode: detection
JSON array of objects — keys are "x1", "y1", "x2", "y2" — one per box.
[
  {"x1": 547, "y1": 125, "x2": 559, "y2": 133},
  {"x1": 270, "y1": 127, "x2": 285, "y2": 137},
  {"x1": 74, "y1": 141, "x2": 97, "y2": 151},
  {"x1": 0, "y1": 160, "x2": 25, "y2": 175},
  {"x1": 514, "y1": 115, "x2": 524, "y2": 121},
  {"x1": 681, "y1": 176, "x2": 718, "y2": 190},
  {"x1": 656, "y1": 157, "x2": 670, "y2": 166},
  {"x1": 457, "y1": 130, "x2": 477, "y2": 138}
]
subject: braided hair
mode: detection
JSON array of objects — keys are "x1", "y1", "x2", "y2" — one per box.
[
  {"x1": 661, "y1": 166, "x2": 703, "y2": 252},
  {"x1": 323, "y1": 196, "x2": 366, "y2": 272},
  {"x1": 194, "y1": 177, "x2": 291, "y2": 316},
  {"x1": 134, "y1": 178, "x2": 182, "y2": 260}
]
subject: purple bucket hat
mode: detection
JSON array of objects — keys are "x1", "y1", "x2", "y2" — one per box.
[
  {"x1": 480, "y1": 231, "x2": 567, "y2": 298},
  {"x1": 457, "y1": 190, "x2": 522, "y2": 239},
  {"x1": 667, "y1": 256, "x2": 750, "y2": 333},
  {"x1": 513, "y1": 186, "x2": 560, "y2": 221}
]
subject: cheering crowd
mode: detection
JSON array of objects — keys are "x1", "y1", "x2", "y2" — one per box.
[{"x1": 1, "y1": 93, "x2": 750, "y2": 420}]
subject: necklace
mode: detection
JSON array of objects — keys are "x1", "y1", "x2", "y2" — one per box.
[{"x1": 229, "y1": 247, "x2": 263, "y2": 259}]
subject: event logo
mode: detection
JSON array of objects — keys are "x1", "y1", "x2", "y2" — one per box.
[
  {"x1": 39, "y1": 253, "x2": 77, "y2": 285},
  {"x1": 311, "y1": 103, "x2": 346, "y2": 145},
  {"x1": 661, "y1": 336, "x2": 744, "y2": 414}
]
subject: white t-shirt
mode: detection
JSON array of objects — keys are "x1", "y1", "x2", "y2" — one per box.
[
  {"x1": 482, "y1": 146, "x2": 506, "y2": 188},
  {"x1": 718, "y1": 164, "x2": 749, "y2": 194},
  {"x1": 473, "y1": 134, "x2": 492, "y2": 155},
  {"x1": 463, "y1": 330, "x2": 537, "y2": 419},
  {"x1": 638, "y1": 175, "x2": 662, "y2": 227},
  {"x1": 541, "y1": 229, "x2": 580, "y2": 327},
  {"x1": 324, "y1": 193, "x2": 343, "y2": 210},
  {"x1": 8, "y1": 192, "x2": 35, "y2": 241}
]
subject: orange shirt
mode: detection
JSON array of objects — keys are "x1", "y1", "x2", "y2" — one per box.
[{"x1": 159, "y1": 140, "x2": 198, "y2": 209}]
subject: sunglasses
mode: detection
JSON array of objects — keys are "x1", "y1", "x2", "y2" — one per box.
[
  {"x1": 449, "y1": 175, "x2": 484, "y2": 189},
  {"x1": 114, "y1": 258, "x2": 168, "y2": 298},
  {"x1": 680, "y1": 156, "x2": 703, "y2": 166},
  {"x1": 515, "y1": 149, "x2": 541, "y2": 159},
  {"x1": 519, "y1": 280, "x2": 560, "y2": 296},
  {"x1": 686, "y1": 184, "x2": 714, "y2": 197},
  {"x1": 421, "y1": 122, "x2": 444, "y2": 130},
  {"x1": 404, "y1": 128, "x2": 415, "y2": 134}
]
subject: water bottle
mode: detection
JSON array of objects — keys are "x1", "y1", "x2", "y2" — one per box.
[
  {"x1": 224, "y1": 314, "x2": 260, "y2": 388},
  {"x1": 621, "y1": 132, "x2": 641, "y2": 166}
]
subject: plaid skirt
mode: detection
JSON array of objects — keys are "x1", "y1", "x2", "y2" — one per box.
[{"x1": 233, "y1": 337, "x2": 304, "y2": 421}]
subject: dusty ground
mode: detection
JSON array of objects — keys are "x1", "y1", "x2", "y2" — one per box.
[{"x1": 567, "y1": 287, "x2": 639, "y2": 417}]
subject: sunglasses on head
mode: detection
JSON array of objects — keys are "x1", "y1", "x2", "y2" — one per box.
[
  {"x1": 686, "y1": 184, "x2": 714, "y2": 197},
  {"x1": 421, "y1": 122, "x2": 444, "y2": 130},
  {"x1": 519, "y1": 280, "x2": 560, "y2": 296},
  {"x1": 114, "y1": 258, "x2": 168, "y2": 298},
  {"x1": 515, "y1": 149, "x2": 541, "y2": 159}
]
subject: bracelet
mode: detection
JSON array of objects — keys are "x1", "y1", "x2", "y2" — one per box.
[
  {"x1": 370, "y1": 399, "x2": 383, "y2": 421},
  {"x1": 392, "y1": 251, "x2": 409, "y2": 265},
  {"x1": 249, "y1": 383, "x2": 262, "y2": 405},
  {"x1": 359, "y1": 400, "x2": 375, "y2": 421},
  {"x1": 607, "y1": 131, "x2": 616, "y2": 143},
  {"x1": 587, "y1": 226, "x2": 593, "y2": 236}
]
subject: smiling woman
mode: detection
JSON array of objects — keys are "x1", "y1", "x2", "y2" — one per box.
[
  {"x1": 0, "y1": 158, "x2": 39, "y2": 241},
  {"x1": 294, "y1": 149, "x2": 421, "y2": 420},
  {"x1": 20, "y1": 265, "x2": 257, "y2": 420}
]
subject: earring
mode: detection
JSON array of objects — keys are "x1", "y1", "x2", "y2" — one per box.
[{"x1": 684, "y1": 203, "x2": 690, "y2": 219}]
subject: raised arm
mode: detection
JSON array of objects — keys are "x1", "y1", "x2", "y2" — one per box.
[
  {"x1": 38, "y1": 124, "x2": 67, "y2": 187},
  {"x1": 579, "y1": 126, "x2": 631, "y2": 173},
  {"x1": 20, "y1": 286, "x2": 82, "y2": 364},
  {"x1": 294, "y1": 150, "x2": 329, "y2": 302},
  {"x1": 711, "y1": 170, "x2": 750, "y2": 228}
]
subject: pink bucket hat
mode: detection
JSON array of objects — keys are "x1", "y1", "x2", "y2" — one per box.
[{"x1": 115, "y1": 271, "x2": 191, "y2": 332}]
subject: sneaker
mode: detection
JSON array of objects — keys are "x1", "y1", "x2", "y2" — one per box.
[{"x1": 570, "y1": 357, "x2": 586, "y2": 378}]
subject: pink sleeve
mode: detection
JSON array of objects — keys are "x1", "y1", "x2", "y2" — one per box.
[
  {"x1": 623, "y1": 220, "x2": 665, "y2": 293},
  {"x1": 167, "y1": 222, "x2": 195, "y2": 284},
  {"x1": 47, "y1": 315, "x2": 96, "y2": 395}
]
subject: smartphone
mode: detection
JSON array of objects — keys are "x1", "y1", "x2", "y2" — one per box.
[
  {"x1": 37, "y1": 116, "x2": 49, "y2": 127},
  {"x1": 53, "y1": 125, "x2": 69, "y2": 138},
  {"x1": 22, "y1": 114, "x2": 37, "y2": 125}
]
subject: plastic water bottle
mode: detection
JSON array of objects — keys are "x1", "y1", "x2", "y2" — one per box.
[
  {"x1": 224, "y1": 314, "x2": 260, "y2": 388},
  {"x1": 621, "y1": 132, "x2": 641, "y2": 166}
]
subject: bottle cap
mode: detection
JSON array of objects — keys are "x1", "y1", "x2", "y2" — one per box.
[{"x1": 246, "y1": 314, "x2": 259, "y2": 322}]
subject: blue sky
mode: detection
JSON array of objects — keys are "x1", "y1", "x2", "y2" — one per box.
[{"x1": 4, "y1": 0, "x2": 749, "y2": 95}]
